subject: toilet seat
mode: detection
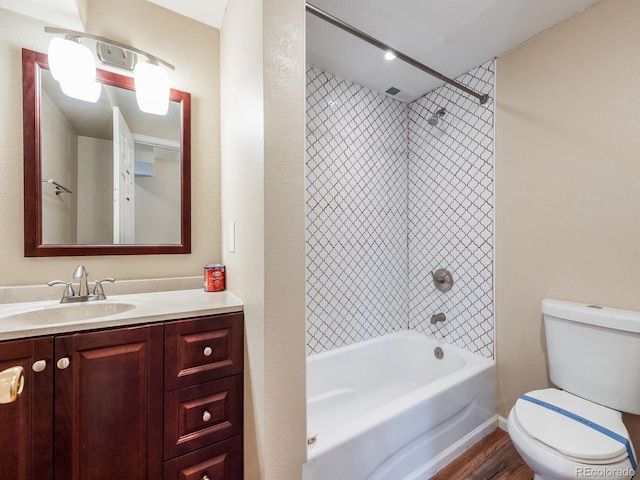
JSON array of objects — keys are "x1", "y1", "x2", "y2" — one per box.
[{"x1": 512, "y1": 388, "x2": 632, "y2": 465}]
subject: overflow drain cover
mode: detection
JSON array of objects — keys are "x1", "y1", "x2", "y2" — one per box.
[{"x1": 434, "y1": 347, "x2": 444, "y2": 359}]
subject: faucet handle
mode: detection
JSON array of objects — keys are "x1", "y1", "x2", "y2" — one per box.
[
  {"x1": 92, "y1": 278, "x2": 115, "y2": 299},
  {"x1": 431, "y1": 268, "x2": 453, "y2": 292},
  {"x1": 47, "y1": 280, "x2": 75, "y2": 298}
]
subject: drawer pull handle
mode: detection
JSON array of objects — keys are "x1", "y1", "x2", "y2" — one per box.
[
  {"x1": 202, "y1": 410, "x2": 212, "y2": 422},
  {"x1": 203, "y1": 346, "x2": 213, "y2": 357},
  {"x1": 202, "y1": 475, "x2": 210, "y2": 480},
  {"x1": 57, "y1": 357, "x2": 70, "y2": 370},
  {"x1": 32, "y1": 360, "x2": 47, "y2": 373},
  {"x1": 0, "y1": 366, "x2": 24, "y2": 404}
]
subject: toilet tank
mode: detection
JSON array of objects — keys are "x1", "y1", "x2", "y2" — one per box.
[{"x1": 542, "y1": 298, "x2": 640, "y2": 415}]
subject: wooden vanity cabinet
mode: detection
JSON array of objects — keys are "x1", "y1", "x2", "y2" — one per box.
[
  {"x1": 0, "y1": 337, "x2": 53, "y2": 480},
  {"x1": 163, "y1": 313, "x2": 244, "y2": 480},
  {"x1": 0, "y1": 311, "x2": 243, "y2": 480},
  {"x1": 0, "y1": 326, "x2": 163, "y2": 480}
]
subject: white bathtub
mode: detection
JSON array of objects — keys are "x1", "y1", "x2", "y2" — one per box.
[{"x1": 303, "y1": 330, "x2": 497, "y2": 480}]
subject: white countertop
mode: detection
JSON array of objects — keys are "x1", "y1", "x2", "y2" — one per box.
[{"x1": 0, "y1": 289, "x2": 243, "y2": 341}]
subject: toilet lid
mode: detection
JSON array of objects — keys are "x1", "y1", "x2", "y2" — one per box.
[{"x1": 513, "y1": 388, "x2": 630, "y2": 463}]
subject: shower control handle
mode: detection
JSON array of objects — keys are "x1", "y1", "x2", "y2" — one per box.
[{"x1": 431, "y1": 269, "x2": 453, "y2": 292}]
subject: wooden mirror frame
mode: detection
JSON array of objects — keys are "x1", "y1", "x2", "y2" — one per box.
[{"x1": 22, "y1": 49, "x2": 191, "y2": 256}]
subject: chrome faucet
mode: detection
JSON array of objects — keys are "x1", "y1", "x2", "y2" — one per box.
[
  {"x1": 48, "y1": 265, "x2": 115, "y2": 303},
  {"x1": 73, "y1": 264, "x2": 89, "y2": 297},
  {"x1": 431, "y1": 312, "x2": 446, "y2": 324}
]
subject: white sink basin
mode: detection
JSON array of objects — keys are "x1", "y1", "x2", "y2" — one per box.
[{"x1": 1, "y1": 302, "x2": 136, "y2": 325}]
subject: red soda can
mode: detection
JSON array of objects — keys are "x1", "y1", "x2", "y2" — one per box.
[{"x1": 204, "y1": 264, "x2": 225, "y2": 292}]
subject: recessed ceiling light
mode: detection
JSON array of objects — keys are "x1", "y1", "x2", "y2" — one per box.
[{"x1": 384, "y1": 51, "x2": 396, "y2": 61}]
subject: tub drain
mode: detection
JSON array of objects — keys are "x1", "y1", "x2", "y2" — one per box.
[{"x1": 434, "y1": 346, "x2": 444, "y2": 359}]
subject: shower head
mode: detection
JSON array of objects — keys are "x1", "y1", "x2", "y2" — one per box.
[{"x1": 428, "y1": 107, "x2": 446, "y2": 126}]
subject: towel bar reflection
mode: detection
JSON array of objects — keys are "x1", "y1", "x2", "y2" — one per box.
[{"x1": 42, "y1": 178, "x2": 72, "y2": 196}]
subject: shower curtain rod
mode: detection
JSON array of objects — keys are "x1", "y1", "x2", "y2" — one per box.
[{"x1": 306, "y1": 3, "x2": 490, "y2": 105}]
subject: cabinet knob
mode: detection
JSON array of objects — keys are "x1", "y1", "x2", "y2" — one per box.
[
  {"x1": 202, "y1": 410, "x2": 212, "y2": 422},
  {"x1": 56, "y1": 357, "x2": 70, "y2": 370},
  {"x1": 0, "y1": 366, "x2": 24, "y2": 404},
  {"x1": 32, "y1": 360, "x2": 47, "y2": 373},
  {"x1": 203, "y1": 346, "x2": 213, "y2": 357}
]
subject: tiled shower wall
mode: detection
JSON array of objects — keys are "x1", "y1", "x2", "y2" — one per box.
[
  {"x1": 408, "y1": 61, "x2": 495, "y2": 358},
  {"x1": 306, "y1": 61, "x2": 495, "y2": 357},
  {"x1": 306, "y1": 67, "x2": 408, "y2": 354}
]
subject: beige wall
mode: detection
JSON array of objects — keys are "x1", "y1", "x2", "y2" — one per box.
[
  {"x1": 0, "y1": 0, "x2": 220, "y2": 284},
  {"x1": 220, "y1": 0, "x2": 265, "y2": 477},
  {"x1": 77, "y1": 136, "x2": 112, "y2": 244},
  {"x1": 496, "y1": 0, "x2": 640, "y2": 447},
  {"x1": 221, "y1": 0, "x2": 306, "y2": 478},
  {"x1": 40, "y1": 91, "x2": 77, "y2": 244},
  {"x1": 262, "y1": 0, "x2": 306, "y2": 476}
]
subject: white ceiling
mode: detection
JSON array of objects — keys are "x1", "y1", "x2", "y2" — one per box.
[
  {"x1": 0, "y1": 0, "x2": 228, "y2": 31},
  {"x1": 150, "y1": 0, "x2": 602, "y2": 102},
  {"x1": 306, "y1": 0, "x2": 601, "y2": 102},
  {"x1": 146, "y1": 0, "x2": 228, "y2": 29},
  {"x1": 2, "y1": 0, "x2": 601, "y2": 103}
]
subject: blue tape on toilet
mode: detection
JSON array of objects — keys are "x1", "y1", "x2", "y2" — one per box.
[{"x1": 520, "y1": 394, "x2": 637, "y2": 474}]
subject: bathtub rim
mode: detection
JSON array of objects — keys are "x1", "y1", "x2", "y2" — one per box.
[{"x1": 307, "y1": 329, "x2": 493, "y2": 364}]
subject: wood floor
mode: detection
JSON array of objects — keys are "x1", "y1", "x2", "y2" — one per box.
[{"x1": 430, "y1": 429, "x2": 534, "y2": 480}]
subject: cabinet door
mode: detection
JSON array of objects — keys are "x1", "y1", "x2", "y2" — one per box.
[
  {"x1": 0, "y1": 337, "x2": 53, "y2": 480},
  {"x1": 54, "y1": 325, "x2": 163, "y2": 480}
]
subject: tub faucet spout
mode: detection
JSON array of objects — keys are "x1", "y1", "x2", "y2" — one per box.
[{"x1": 431, "y1": 312, "x2": 446, "y2": 324}]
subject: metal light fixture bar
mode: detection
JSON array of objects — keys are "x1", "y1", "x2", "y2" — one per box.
[{"x1": 44, "y1": 26, "x2": 174, "y2": 70}]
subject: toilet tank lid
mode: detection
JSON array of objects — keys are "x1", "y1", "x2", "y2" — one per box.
[{"x1": 542, "y1": 299, "x2": 640, "y2": 333}]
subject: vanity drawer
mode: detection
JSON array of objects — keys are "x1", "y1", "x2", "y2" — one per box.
[
  {"x1": 165, "y1": 313, "x2": 243, "y2": 391},
  {"x1": 163, "y1": 435, "x2": 242, "y2": 480},
  {"x1": 164, "y1": 375, "x2": 243, "y2": 460}
]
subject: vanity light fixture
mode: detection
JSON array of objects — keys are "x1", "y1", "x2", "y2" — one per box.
[
  {"x1": 133, "y1": 61, "x2": 170, "y2": 115},
  {"x1": 44, "y1": 27, "x2": 175, "y2": 115},
  {"x1": 47, "y1": 36, "x2": 101, "y2": 102}
]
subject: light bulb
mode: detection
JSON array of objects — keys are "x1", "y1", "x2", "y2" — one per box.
[
  {"x1": 48, "y1": 37, "x2": 72, "y2": 81},
  {"x1": 48, "y1": 36, "x2": 99, "y2": 102},
  {"x1": 60, "y1": 78, "x2": 101, "y2": 103},
  {"x1": 134, "y1": 62, "x2": 170, "y2": 115},
  {"x1": 47, "y1": 37, "x2": 96, "y2": 84}
]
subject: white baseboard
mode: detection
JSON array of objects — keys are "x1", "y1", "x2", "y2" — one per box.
[{"x1": 497, "y1": 414, "x2": 508, "y2": 432}]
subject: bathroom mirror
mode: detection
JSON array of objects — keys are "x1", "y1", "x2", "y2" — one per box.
[{"x1": 22, "y1": 48, "x2": 191, "y2": 256}]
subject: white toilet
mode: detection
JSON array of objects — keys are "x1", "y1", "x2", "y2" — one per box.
[{"x1": 507, "y1": 299, "x2": 639, "y2": 480}]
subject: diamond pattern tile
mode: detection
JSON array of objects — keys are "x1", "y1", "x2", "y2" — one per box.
[
  {"x1": 408, "y1": 60, "x2": 495, "y2": 358},
  {"x1": 306, "y1": 61, "x2": 495, "y2": 358},
  {"x1": 306, "y1": 67, "x2": 408, "y2": 355}
]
